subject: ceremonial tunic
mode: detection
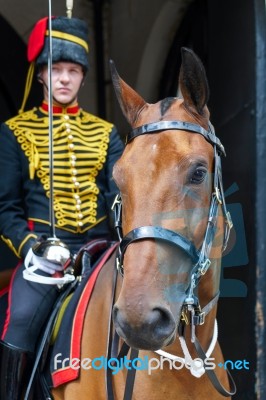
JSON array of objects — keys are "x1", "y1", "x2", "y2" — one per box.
[
  {"x1": 0, "y1": 103, "x2": 124, "y2": 351},
  {"x1": 0, "y1": 103, "x2": 123, "y2": 257}
]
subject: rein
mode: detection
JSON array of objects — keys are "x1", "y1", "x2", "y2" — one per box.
[{"x1": 110, "y1": 119, "x2": 236, "y2": 397}]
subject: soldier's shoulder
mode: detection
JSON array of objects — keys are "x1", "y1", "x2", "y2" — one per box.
[{"x1": 5, "y1": 108, "x2": 39, "y2": 126}]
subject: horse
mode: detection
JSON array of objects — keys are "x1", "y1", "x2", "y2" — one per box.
[{"x1": 51, "y1": 47, "x2": 236, "y2": 400}]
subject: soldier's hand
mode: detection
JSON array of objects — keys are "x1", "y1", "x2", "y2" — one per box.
[
  {"x1": 31, "y1": 253, "x2": 65, "y2": 274},
  {"x1": 24, "y1": 248, "x2": 68, "y2": 275}
]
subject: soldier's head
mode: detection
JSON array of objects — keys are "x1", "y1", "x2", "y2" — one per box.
[
  {"x1": 28, "y1": 16, "x2": 89, "y2": 74},
  {"x1": 20, "y1": 16, "x2": 89, "y2": 112}
]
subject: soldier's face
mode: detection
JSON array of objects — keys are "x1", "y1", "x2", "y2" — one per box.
[{"x1": 40, "y1": 62, "x2": 84, "y2": 106}]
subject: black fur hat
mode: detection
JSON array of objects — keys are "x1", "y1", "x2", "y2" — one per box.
[
  {"x1": 29, "y1": 16, "x2": 89, "y2": 71},
  {"x1": 19, "y1": 16, "x2": 89, "y2": 113}
]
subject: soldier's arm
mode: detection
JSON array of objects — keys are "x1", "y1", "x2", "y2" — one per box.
[{"x1": 0, "y1": 123, "x2": 37, "y2": 259}]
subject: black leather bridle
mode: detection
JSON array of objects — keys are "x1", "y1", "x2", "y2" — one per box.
[
  {"x1": 111, "y1": 119, "x2": 236, "y2": 397},
  {"x1": 113, "y1": 120, "x2": 232, "y2": 311}
]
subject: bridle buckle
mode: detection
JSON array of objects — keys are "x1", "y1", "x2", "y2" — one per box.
[
  {"x1": 111, "y1": 193, "x2": 122, "y2": 211},
  {"x1": 199, "y1": 258, "x2": 211, "y2": 275},
  {"x1": 180, "y1": 310, "x2": 190, "y2": 325},
  {"x1": 226, "y1": 211, "x2": 233, "y2": 230},
  {"x1": 215, "y1": 187, "x2": 223, "y2": 204},
  {"x1": 116, "y1": 257, "x2": 124, "y2": 276},
  {"x1": 181, "y1": 301, "x2": 206, "y2": 329},
  {"x1": 192, "y1": 310, "x2": 206, "y2": 326}
]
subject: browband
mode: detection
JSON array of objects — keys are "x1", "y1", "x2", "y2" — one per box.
[{"x1": 128, "y1": 120, "x2": 225, "y2": 156}]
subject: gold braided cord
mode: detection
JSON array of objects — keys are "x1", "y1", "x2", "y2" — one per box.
[
  {"x1": 1, "y1": 232, "x2": 38, "y2": 257},
  {"x1": 28, "y1": 215, "x2": 107, "y2": 234},
  {"x1": 53, "y1": 202, "x2": 94, "y2": 212},
  {"x1": 19, "y1": 62, "x2": 35, "y2": 114},
  {"x1": 6, "y1": 109, "x2": 113, "y2": 233},
  {"x1": 51, "y1": 293, "x2": 73, "y2": 344},
  {"x1": 18, "y1": 233, "x2": 38, "y2": 256},
  {"x1": 45, "y1": 30, "x2": 89, "y2": 53},
  {"x1": 1, "y1": 235, "x2": 21, "y2": 258}
]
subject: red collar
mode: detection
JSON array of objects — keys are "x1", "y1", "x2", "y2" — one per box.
[{"x1": 40, "y1": 101, "x2": 80, "y2": 115}]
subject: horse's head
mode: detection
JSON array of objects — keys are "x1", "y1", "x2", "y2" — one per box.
[{"x1": 110, "y1": 48, "x2": 232, "y2": 351}]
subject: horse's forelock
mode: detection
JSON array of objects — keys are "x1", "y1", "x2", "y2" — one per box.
[{"x1": 160, "y1": 97, "x2": 177, "y2": 116}]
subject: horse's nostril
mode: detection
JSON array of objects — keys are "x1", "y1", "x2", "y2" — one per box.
[
  {"x1": 149, "y1": 307, "x2": 176, "y2": 339},
  {"x1": 113, "y1": 305, "x2": 176, "y2": 350}
]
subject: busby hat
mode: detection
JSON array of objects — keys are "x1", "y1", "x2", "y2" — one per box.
[
  {"x1": 19, "y1": 16, "x2": 89, "y2": 113},
  {"x1": 28, "y1": 16, "x2": 89, "y2": 70}
]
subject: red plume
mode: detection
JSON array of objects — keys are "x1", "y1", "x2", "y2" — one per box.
[{"x1": 27, "y1": 17, "x2": 49, "y2": 62}]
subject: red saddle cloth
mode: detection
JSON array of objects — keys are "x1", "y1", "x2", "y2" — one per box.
[{"x1": 50, "y1": 242, "x2": 118, "y2": 387}]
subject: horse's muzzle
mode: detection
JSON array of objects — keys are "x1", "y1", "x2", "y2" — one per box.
[{"x1": 113, "y1": 305, "x2": 177, "y2": 350}]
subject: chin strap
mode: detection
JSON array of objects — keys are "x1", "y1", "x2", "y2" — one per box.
[
  {"x1": 155, "y1": 292, "x2": 220, "y2": 378},
  {"x1": 155, "y1": 319, "x2": 218, "y2": 378},
  {"x1": 155, "y1": 313, "x2": 236, "y2": 397}
]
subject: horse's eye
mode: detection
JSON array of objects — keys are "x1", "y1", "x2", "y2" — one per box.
[{"x1": 190, "y1": 166, "x2": 207, "y2": 184}]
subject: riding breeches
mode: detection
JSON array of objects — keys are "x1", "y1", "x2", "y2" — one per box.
[
  {"x1": 0, "y1": 222, "x2": 111, "y2": 352},
  {"x1": 1, "y1": 263, "x2": 59, "y2": 352}
]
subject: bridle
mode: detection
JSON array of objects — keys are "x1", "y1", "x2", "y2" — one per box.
[
  {"x1": 112, "y1": 119, "x2": 232, "y2": 317},
  {"x1": 111, "y1": 118, "x2": 236, "y2": 397}
]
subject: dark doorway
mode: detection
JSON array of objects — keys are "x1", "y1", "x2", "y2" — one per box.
[{"x1": 0, "y1": 15, "x2": 42, "y2": 275}]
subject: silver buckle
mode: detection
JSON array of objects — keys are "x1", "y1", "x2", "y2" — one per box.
[
  {"x1": 193, "y1": 311, "x2": 206, "y2": 325},
  {"x1": 215, "y1": 187, "x2": 223, "y2": 204},
  {"x1": 226, "y1": 211, "x2": 233, "y2": 230},
  {"x1": 222, "y1": 211, "x2": 233, "y2": 251},
  {"x1": 116, "y1": 257, "x2": 124, "y2": 276},
  {"x1": 111, "y1": 193, "x2": 121, "y2": 211},
  {"x1": 199, "y1": 259, "x2": 211, "y2": 275}
]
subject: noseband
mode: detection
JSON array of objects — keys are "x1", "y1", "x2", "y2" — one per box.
[{"x1": 112, "y1": 119, "x2": 233, "y2": 322}]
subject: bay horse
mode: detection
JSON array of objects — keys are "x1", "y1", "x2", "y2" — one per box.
[{"x1": 51, "y1": 47, "x2": 236, "y2": 399}]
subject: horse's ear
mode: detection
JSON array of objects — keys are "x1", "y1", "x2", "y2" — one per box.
[
  {"x1": 179, "y1": 47, "x2": 209, "y2": 115},
  {"x1": 109, "y1": 60, "x2": 146, "y2": 125}
]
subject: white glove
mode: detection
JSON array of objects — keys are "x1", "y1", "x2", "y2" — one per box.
[
  {"x1": 30, "y1": 253, "x2": 65, "y2": 275},
  {"x1": 23, "y1": 247, "x2": 75, "y2": 285},
  {"x1": 25, "y1": 248, "x2": 67, "y2": 275}
]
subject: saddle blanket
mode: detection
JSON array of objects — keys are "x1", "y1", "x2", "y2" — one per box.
[{"x1": 49, "y1": 242, "x2": 118, "y2": 388}]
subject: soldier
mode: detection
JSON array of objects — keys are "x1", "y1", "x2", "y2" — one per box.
[{"x1": 0, "y1": 16, "x2": 124, "y2": 399}]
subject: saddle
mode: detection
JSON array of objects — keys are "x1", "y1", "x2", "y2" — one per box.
[{"x1": 24, "y1": 238, "x2": 118, "y2": 400}]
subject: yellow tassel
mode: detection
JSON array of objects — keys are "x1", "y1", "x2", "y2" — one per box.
[
  {"x1": 34, "y1": 152, "x2": 39, "y2": 169},
  {"x1": 19, "y1": 62, "x2": 35, "y2": 114},
  {"x1": 29, "y1": 142, "x2": 36, "y2": 179},
  {"x1": 29, "y1": 162, "x2": 35, "y2": 179}
]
